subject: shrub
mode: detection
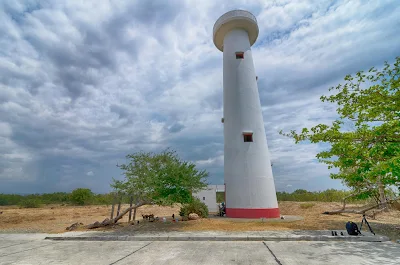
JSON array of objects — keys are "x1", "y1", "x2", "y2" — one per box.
[
  {"x1": 216, "y1": 192, "x2": 225, "y2": 203},
  {"x1": 70, "y1": 188, "x2": 93, "y2": 205},
  {"x1": 179, "y1": 197, "x2": 209, "y2": 218},
  {"x1": 300, "y1": 203, "x2": 315, "y2": 209},
  {"x1": 19, "y1": 199, "x2": 41, "y2": 208}
]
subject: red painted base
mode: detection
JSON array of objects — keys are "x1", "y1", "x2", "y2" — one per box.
[{"x1": 225, "y1": 208, "x2": 280, "y2": 218}]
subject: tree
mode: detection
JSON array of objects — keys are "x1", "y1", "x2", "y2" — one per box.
[
  {"x1": 91, "y1": 148, "x2": 208, "y2": 226},
  {"x1": 70, "y1": 188, "x2": 93, "y2": 206},
  {"x1": 279, "y1": 57, "x2": 400, "y2": 210}
]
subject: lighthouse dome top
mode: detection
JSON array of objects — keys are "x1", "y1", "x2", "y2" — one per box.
[{"x1": 213, "y1": 10, "x2": 259, "y2": 52}]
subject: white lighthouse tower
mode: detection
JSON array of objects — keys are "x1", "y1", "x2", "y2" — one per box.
[{"x1": 213, "y1": 10, "x2": 280, "y2": 218}]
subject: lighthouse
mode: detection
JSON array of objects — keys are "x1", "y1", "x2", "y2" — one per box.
[{"x1": 213, "y1": 10, "x2": 280, "y2": 218}]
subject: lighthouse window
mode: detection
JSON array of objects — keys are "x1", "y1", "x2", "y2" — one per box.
[
  {"x1": 235, "y1": 52, "x2": 244, "y2": 59},
  {"x1": 243, "y1": 133, "x2": 253, "y2": 142}
]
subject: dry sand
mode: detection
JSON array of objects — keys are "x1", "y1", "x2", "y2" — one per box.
[
  {"x1": 1, "y1": 202, "x2": 399, "y2": 239},
  {"x1": 0, "y1": 204, "x2": 180, "y2": 233}
]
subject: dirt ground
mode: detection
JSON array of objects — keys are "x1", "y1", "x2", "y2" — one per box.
[
  {"x1": 0, "y1": 204, "x2": 180, "y2": 233},
  {"x1": 1, "y1": 201, "x2": 399, "y2": 240}
]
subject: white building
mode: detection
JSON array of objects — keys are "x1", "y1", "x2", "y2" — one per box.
[{"x1": 192, "y1": 185, "x2": 225, "y2": 213}]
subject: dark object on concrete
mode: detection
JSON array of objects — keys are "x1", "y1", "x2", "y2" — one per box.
[
  {"x1": 360, "y1": 214, "x2": 375, "y2": 235},
  {"x1": 346, "y1": 221, "x2": 361, "y2": 236},
  {"x1": 331, "y1": 231, "x2": 339, "y2": 236},
  {"x1": 341, "y1": 232, "x2": 344, "y2": 236}
]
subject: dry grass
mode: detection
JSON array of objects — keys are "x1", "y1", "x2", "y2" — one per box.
[
  {"x1": 299, "y1": 202, "x2": 316, "y2": 209},
  {"x1": 179, "y1": 201, "x2": 399, "y2": 232},
  {"x1": 1, "y1": 201, "x2": 399, "y2": 239},
  {"x1": 0, "y1": 204, "x2": 180, "y2": 233},
  {"x1": 179, "y1": 201, "x2": 400, "y2": 242}
]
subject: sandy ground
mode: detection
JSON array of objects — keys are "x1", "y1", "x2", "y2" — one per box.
[
  {"x1": 1, "y1": 202, "x2": 399, "y2": 240},
  {"x1": 182, "y1": 201, "x2": 400, "y2": 231},
  {"x1": 0, "y1": 203, "x2": 180, "y2": 233}
]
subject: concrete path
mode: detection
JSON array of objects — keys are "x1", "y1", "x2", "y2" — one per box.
[
  {"x1": 1, "y1": 232, "x2": 399, "y2": 265},
  {"x1": 45, "y1": 230, "x2": 390, "y2": 242}
]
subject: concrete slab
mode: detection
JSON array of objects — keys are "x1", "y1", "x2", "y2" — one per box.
[
  {"x1": 0, "y1": 232, "x2": 97, "y2": 241},
  {"x1": 1, "y1": 236, "x2": 399, "y2": 265},
  {"x1": 0, "y1": 240, "x2": 35, "y2": 250},
  {"x1": 0, "y1": 241, "x2": 150, "y2": 265},
  {"x1": 0, "y1": 233, "x2": 50, "y2": 241},
  {"x1": 0, "y1": 240, "x2": 55, "y2": 257},
  {"x1": 266, "y1": 241, "x2": 400, "y2": 265},
  {"x1": 118, "y1": 241, "x2": 277, "y2": 265}
]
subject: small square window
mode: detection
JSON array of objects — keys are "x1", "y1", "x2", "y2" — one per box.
[
  {"x1": 243, "y1": 133, "x2": 253, "y2": 142},
  {"x1": 235, "y1": 52, "x2": 244, "y2": 59},
  {"x1": 203, "y1": 197, "x2": 205, "y2": 201}
]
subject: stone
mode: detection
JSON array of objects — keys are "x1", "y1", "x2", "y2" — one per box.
[
  {"x1": 188, "y1": 213, "x2": 200, "y2": 220},
  {"x1": 87, "y1": 221, "x2": 101, "y2": 229},
  {"x1": 66, "y1": 222, "x2": 83, "y2": 231},
  {"x1": 101, "y1": 218, "x2": 110, "y2": 225}
]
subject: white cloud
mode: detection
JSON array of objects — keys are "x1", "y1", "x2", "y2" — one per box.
[
  {"x1": 86, "y1": 171, "x2": 94, "y2": 176},
  {"x1": 0, "y1": 0, "x2": 398, "y2": 193}
]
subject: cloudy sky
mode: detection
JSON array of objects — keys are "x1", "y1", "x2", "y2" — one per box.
[{"x1": 1, "y1": 0, "x2": 399, "y2": 194}]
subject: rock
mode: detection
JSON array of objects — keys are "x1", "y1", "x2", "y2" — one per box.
[
  {"x1": 87, "y1": 221, "x2": 102, "y2": 229},
  {"x1": 66, "y1": 222, "x2": 82, "y2": 231},
  {"x1": 101, "y1": 218, "x2": 110, "y2": 225},
  {"x1": 188, "y1": 213, "x2": 200, "y2": 220}
]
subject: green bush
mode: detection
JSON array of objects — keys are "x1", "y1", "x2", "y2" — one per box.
[
  {"x1": 216, "y1": 192, "x2": 225, "y2": 203},
  {"x1": 91, "y1": 193, "x2": 114, "y2": 205},
  {"x1": 70, "y1": 188, "x2": 93, "y2": 205},
  {"x1": 19, "y1": 199, "x2": 41, "y2": 208},
  {"x1": 179, "y1": 197, "x2": 209, "y2": 218},
  {"x1": 0, "y1": 194, "x2": 24, "y2": 206}
]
